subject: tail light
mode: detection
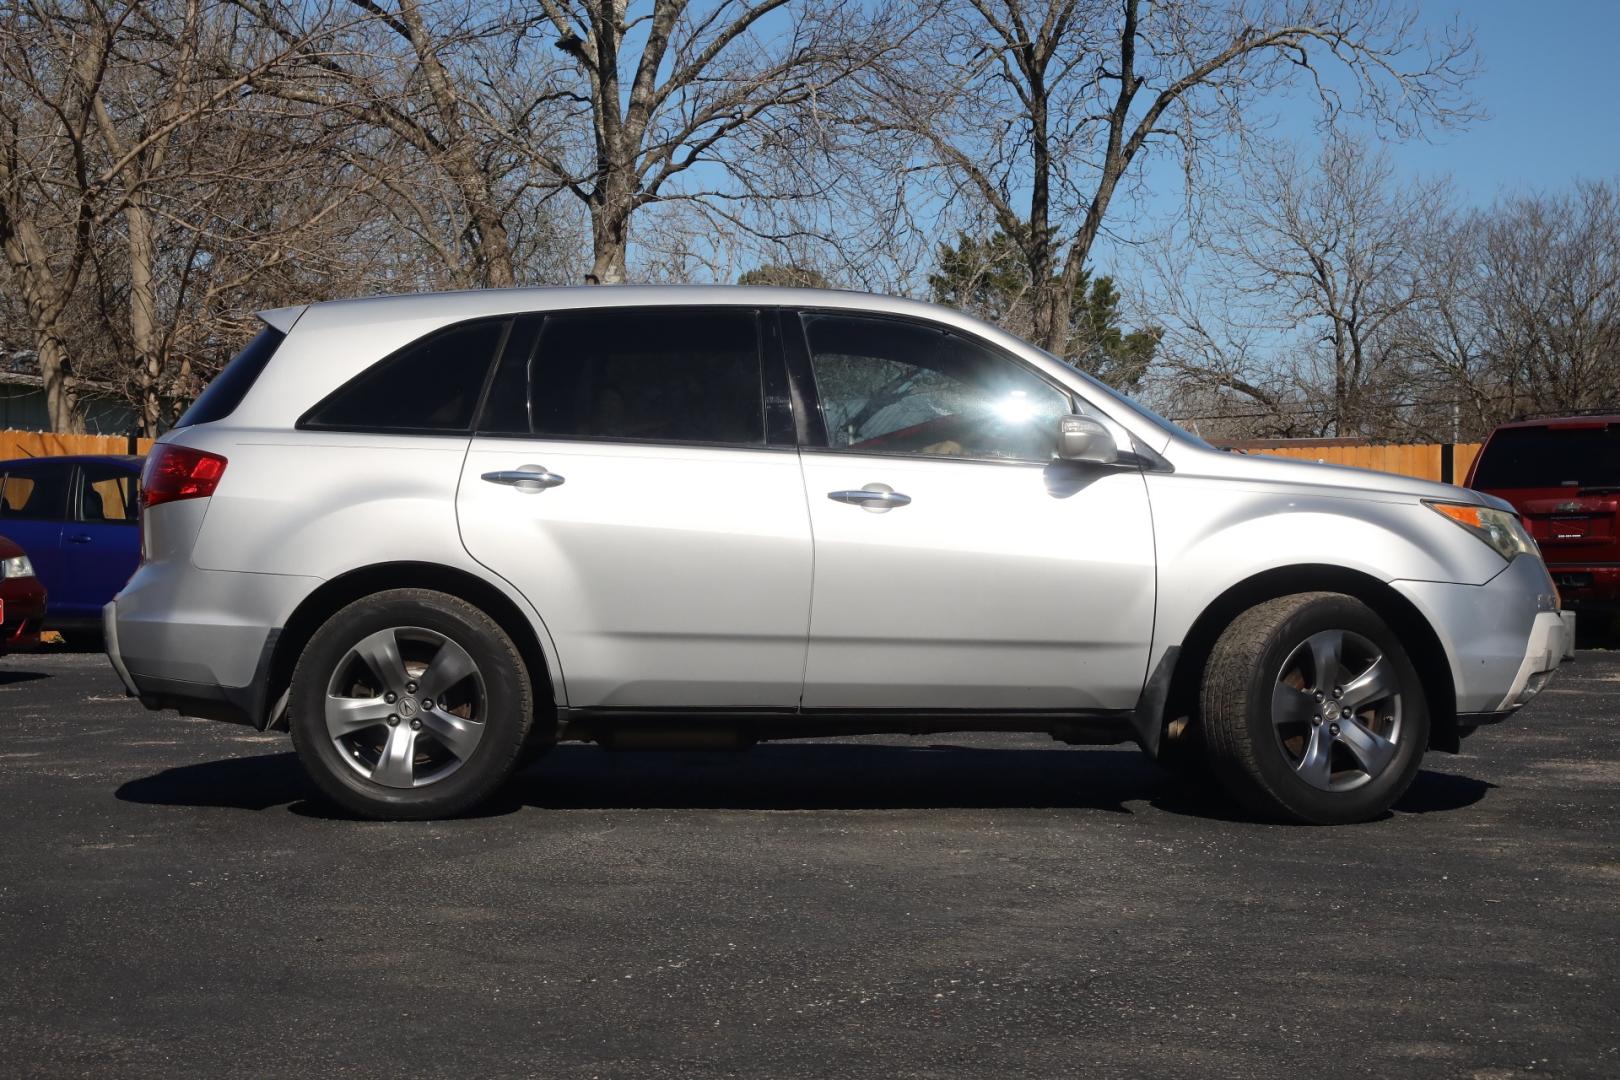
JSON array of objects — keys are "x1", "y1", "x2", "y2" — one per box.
[{"x1": 142, "y1": 444, "x2": 228, "y2": 508}]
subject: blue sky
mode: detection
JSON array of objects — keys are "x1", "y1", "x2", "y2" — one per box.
[{"x1": 1383, "y1": 0, "x2": 1620, "y2": 201}]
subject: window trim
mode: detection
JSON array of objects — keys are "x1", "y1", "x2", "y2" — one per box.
[
  {"x1": 786, "y1": 307, "x2": 1084, "y2": 466},
  {"x1": 470, "y1": 305, "x2": 784, "y2": 452},
  {"x1": 296, "y1": 316, "x2": 516, "y2": 437},
  {"x1": 71, "y1": 464, "x2": 140, "y2": 527}
]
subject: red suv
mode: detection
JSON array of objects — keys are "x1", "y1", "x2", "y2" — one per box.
[{"x1": 1467, "y1": 415, "x2": 1620, "y2": 611}]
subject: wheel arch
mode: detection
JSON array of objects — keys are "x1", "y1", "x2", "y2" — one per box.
[
  {"x1": 1153, "y1": 564, "x2": 1459, "y2": 756},
  {"x1": 265, "y1": 561, "x2": 559, "y2": 731}
]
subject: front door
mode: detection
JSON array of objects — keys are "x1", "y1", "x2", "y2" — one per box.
[
  {"x1": 457, "y1": 307, "x2": 812, "y2": 709},
  {"x1": 790, "y1": 311, "x2": 1156, "y2": 711}
]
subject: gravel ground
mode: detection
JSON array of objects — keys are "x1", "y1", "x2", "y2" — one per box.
[{"x1": 1, "y1": 648, "x2": 1616, "y2": 1079}]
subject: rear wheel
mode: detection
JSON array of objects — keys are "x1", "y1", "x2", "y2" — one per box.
[
  {"x1": 289, "y1": 589, "x2": 532, "y2": 819},
  {"x1": 1201, "y1": 592, "x2": 1428, "y2": 824}
]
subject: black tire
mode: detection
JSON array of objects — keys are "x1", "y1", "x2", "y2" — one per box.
[
  {"x1": 289, "y1": 588, "x2": 532, "y2": 820},
  {"x1": 1201, "y1": 592, "x2": 1429, "y2": 825}
]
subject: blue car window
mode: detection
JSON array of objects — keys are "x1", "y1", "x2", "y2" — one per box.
[
  {"x1": 0, "y1": 463, "x2": 70, "y2": 520},
  {"x1": 77, "y1": 465, "x2": 138, "y2": 524}
]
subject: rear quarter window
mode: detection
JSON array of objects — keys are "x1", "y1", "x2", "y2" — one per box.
[
  {"x1": 174, "y1": 327, "x2": 286, "y2": 428},
  {"x1": 301, "y1": 319, "x2": 510, "y2": 434}
]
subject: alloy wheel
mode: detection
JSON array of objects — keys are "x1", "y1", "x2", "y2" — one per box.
[
  {"x1": 1270, "y1": 629, "x2": 1403, "y2": 792},
  {"x1": 324, "y1": 626, "x2": 488, "y2": 788}
]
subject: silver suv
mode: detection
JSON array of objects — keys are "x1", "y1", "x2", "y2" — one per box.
[{"x1": 104, "y1": 287, "x2": 1572, "y2": 823}]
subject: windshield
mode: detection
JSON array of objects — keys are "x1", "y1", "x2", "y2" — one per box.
[{"x1": 1473, "y1": 423, "x2": 1620, "y2": 489}]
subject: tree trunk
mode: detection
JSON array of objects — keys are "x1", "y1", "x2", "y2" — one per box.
[
  {"x1": 588, "y1": 178, "x2": 633, "y2": 283},
  {"x1": 0, "y1": 213, "x2": 85, "y2": 433},
  {"x1": 126, "y1": 194, "x2": 166, "y2": 437},
  {"x1": 37, "y1": 332, "x2": 84, "y2": 435}
]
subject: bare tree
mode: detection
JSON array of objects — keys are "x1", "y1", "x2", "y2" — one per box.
[
  {"x1": 1392, "y1": 181, "x2": 1620, "y2": 439},
  {"x1": 1142, "y1": 135, "x2": 1449, "y2": 438},
  {"x1": 231, "y1": 0, "x2": 580, "y2": 289},
  {"x1": 850, "y1": 0, "x2": 1477, "y2": 354},
  {"x1": 535, "y1": 0, "x2": 873, "y2": 283},
  {"x1": 0, "y1": 0, "x2": 302, "y2": 431}
]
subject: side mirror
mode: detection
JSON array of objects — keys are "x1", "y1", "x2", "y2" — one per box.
[{"x1": 1056, "y1": 415, "x2": 1118, "y2": 464}]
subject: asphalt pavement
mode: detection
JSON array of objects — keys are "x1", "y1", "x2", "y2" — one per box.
[{"x1": 1, "y1": 648, "x2": 1616, "y2": 1079}]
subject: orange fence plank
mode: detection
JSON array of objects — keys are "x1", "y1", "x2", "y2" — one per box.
[
  {"x1": 0, "y1": 429, "x2": 155, "y2": 459},
  {"x1": 1247, "y1": 442, "x2": 1478, "y2": 483}
]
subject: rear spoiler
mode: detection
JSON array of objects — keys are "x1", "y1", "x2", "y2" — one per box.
[{"x1": 256, "y1": 305, "x2": 307, "y2": 334}]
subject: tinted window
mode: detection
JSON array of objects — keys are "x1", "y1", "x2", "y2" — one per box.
[
  {"x1": 480, "y1": 309, "x2": 764, "y2": 445},
  {"x1": 1474, "y1": 424, "x2": 1620, "y2": 489},
  {"x1": 77, "y1": 464, "x2": 138, "y2": 524},
  {"x1": 0, "y1": 462, "x2": 71, "y2": 520},
  {"x1": 304, "y1": 319, "x2": 508, "y2": 433},
  {"x1": 175, "y1": 327, "x2": 285, "y2": 428},
  {"x1": 801, "y1": 314, "x2": 1070, "y2": 462}
]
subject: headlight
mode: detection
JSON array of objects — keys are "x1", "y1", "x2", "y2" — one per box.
[
  {"x1": 0, "y1": 554, "x2": 34, "y2": 579},
  {"x1": 1425, "y1": 501, "x2": 1539, "y2": 561}
]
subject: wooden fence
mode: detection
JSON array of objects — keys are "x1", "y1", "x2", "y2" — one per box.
[
  {"x1": 1222, "y1": 439, "x2": 1484, "y2": 485},
  {"x1": 0, "y1": 429, "x2": 154, "y2": 459}
]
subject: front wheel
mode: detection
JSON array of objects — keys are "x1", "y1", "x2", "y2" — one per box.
[
  {"x1": 1201, "y1": 592, "x2": 1429, "y2": 825},
  {"x1": 288, "y1": 589, "x2": 533, "y2": 819}
]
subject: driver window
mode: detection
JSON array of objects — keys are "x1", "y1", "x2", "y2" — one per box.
[{"x1": 801, "y1": 314, "x2": 1071, "y2": 462}]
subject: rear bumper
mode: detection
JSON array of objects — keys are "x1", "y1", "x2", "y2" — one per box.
[
  {"x1": 1546, "y1": 564, "x2": 1620, "y2": 610},
  {"x1": 105, "y1": 600, "x2": 280, "y2": 727},
  {"x1": 103, "y1": 562, "x2": 312, "y2": 728}
]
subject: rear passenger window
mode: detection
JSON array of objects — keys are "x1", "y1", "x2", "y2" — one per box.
[
  {"x1": 302, "y1": 319, "x2": 509, "y2": 434},
  {"x1": 0, "y1": 463, "x2": 70, "y2": 520},
  {"x1": 78, "y1": 465, "x2": 138, "y2": 524},
  {"x1": 478, "y1": 309, "x2": 764, "y2": 445}
]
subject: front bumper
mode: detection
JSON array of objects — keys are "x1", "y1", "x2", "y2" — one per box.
[
  {"x1": 1494, "y1": 609, "x2": 1575, "y2": 711},
  {"x1": 1394, "y1": 554, "x2": 1572, "y2": 719},
  {"x1": 1, "y1": 578, "x2": 47, "y2": 654}
]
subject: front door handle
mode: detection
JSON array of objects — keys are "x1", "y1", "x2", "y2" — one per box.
[
  {"x1": 481, "y1": 465, "x2": 565, "y2": 492},
  {"x1": 828, "y1": 483, "x2": 911, "y2": 511}
]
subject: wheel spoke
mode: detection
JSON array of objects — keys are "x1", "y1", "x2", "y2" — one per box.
[
  {"x1": 352, "y1": 629, "x2": 408, "y2": 696},
  {"x1": 1272, "y1": 682, "x2": 1319, "y2": 728},
  {"x1": 1295, "y1": 724, "x2": 1335, "y2": 789},
  {"x1": 1306, "y1": 630, "x2": 1344, "y2": 692},
  {"x1": 420, "y1": 707, "x2": 482, "y2": 762},
  {"x1": 416, "y1": 638, "x2": 478, "y2": 702},
  {"x1": 1337, "y1": 716, "x2": 1398, "y2": 777},
  {"x1": 1340, "y1": 655, "x2": 1396, "y2": 711},
  {"x1": 325, "y1": 694, "x2": 392, "y2": 737},
  {"x1": 371, "y1": 723, "x2": 418, "y2": 788}
]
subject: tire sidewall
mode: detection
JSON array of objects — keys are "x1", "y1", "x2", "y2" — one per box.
[
  {"x1": 1241, "y1": 597, "x2": 1429, "y2": 824},
  {"x1": 289, "y1": 591, "x2": 530, "y2": 818}
]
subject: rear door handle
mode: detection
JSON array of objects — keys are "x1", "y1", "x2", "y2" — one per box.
[
  {"x1": 828, "y1": 484, "x2": 911, "y2": 511},
  {"x1": 481, "y1": 465, "x2": 565, "y2": 492},
  {"x1": 66, "y1": 534, "x2": 93, "y2": 543}
]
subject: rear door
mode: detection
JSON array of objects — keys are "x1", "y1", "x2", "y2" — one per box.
[
  {"x1": 457, "y1": 307, "x2": 812, "y2": 709},
  {"x1": 62, "y1": 461, "x2": 141, "y2": 619},
  {"x1": 0, "y1": 460, "x2": 71, "y2": 601}
]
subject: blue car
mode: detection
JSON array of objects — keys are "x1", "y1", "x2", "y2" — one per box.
[{"x1": 0, "y1": 454, "x2": 142, "y2": 626}]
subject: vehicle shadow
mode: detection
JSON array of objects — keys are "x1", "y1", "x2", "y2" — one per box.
[
  {"x1": 114, "y1": 742, "x2": 1494, "y2": 823},
  {"x1": 0, "y1": 667, "x2": 50, "y2": 686}
]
